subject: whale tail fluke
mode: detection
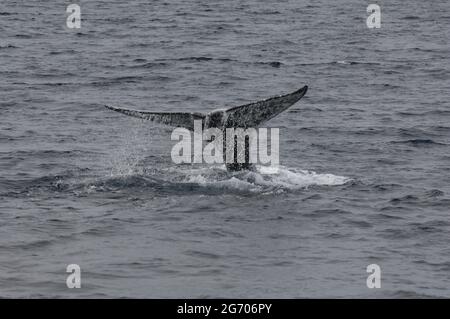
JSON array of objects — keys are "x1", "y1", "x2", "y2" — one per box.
[
  {"x1": 224, "y1": 85, "x2": 308, "y2": 128},
  {"x1": 105, "y1": 85, "x2": 308, "y2": 130},
  {"x1": 104, "y1": 105, "x2": 205, "y2": 131}
]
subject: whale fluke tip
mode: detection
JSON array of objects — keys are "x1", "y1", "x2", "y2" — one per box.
[
  {"x1": 298, "y1": 85, "x2": 308, "y2": 94},
  {"x1": 105, "y1": 105, "x2": 117, "y2": 111}
]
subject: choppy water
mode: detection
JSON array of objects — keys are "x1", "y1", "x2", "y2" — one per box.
[{"x1": 1, "y1": 0, "x2": 449, "y2": 298}]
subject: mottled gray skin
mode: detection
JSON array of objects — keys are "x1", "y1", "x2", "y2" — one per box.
[{"x1": 105, "y1": 86, "x2": 308, "y2": 171}]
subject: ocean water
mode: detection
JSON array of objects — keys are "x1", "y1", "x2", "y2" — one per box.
[{"x1": 0, "y1": 0, "x2": 449, "y2": 298}]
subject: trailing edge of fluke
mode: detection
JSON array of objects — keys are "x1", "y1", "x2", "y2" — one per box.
[{"x1": 104, "y1": 85, "x2": 308, "y2": 131}]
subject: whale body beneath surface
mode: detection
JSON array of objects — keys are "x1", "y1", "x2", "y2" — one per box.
[{"x1": 105, "y1": 85, "x2": 308, "y2": 171}]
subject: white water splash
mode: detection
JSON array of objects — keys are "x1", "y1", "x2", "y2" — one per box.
[
  {"x1": 107, "y1": 122, "x2": 152, "y2": 177},
  {"x1": 174, "y1": 165, "x2": 351, "y2": 192}
]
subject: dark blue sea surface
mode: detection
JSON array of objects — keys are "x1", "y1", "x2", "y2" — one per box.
[{"x1": 0, "y1": 0, "x2": 449, "y2": 297}]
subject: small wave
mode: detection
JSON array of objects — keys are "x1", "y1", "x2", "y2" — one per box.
[
  {"x1": 389, "y1": 190, "x2": 447, "y2": 205},
  {"x1": 423, "y1": 110, "x2": 450, "y2": 116},
  {"x1": 14, "y1": 34, "x2": 32, "y2": 39},
  {"x1": 74, "y1": 32, "x2": 89, "y2": 37},
  {"x1": 157, "y1": 56, "x2": 235, "y2": 63},
  {"x1": 250, "y1": 10, "x2": 281, "y2": 15},
  {"x1": 294, "y1": 60, "x2": 381, "y2": 67},
  {"x1": 391, "y1": 139, "x2": 446, "y2": 147},
  {"x1": 84, "y1": 175, "x2": 161, "y2": 192},
  {"x1": 3, "y1": 239, "x2": 53, "y2": 250},
  {"x1": 390, "y1": 195, "x2": 419, "y2": 204},
  {"x1": 335, "y1": 60, "x2": 380, "y2": 66},
  {"x1": 255, "y1": 61, "x2": 283, "y2": 68},
  {"x1": 134, "y1": 62, "x2": 168, "y2": 69},
  {"x1": 424, "y1": 189, "x2": 444, "y2": 198},
  {"x1": 374, "y1": 183, "x2": 404, "y2": 191},
  {"x1": 7, "y1": 149, "x2": 84, "y2": 159},
  {"x1": 0, "y1": 44, "x2": 17, "y2": 49},
  {"x1": 385, "y1": 290, "x2": 441, "y2": 298},
  {"x1": 401, "y1": 16, "x2": 421, "y2": 20},
  {"x1": 48, "y1": 49, "x2": 77, "y2": 55},
  {"x1": 177, "y1": 56, "x2": 213, "y2": 62},
  {"x1": 89, "y1": 75, "x2": 153, "y2": 87}
]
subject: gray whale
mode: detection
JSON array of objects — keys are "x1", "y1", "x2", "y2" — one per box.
[{"x1": 105, "y1": 85, "x2": 308, "y2": 171}]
